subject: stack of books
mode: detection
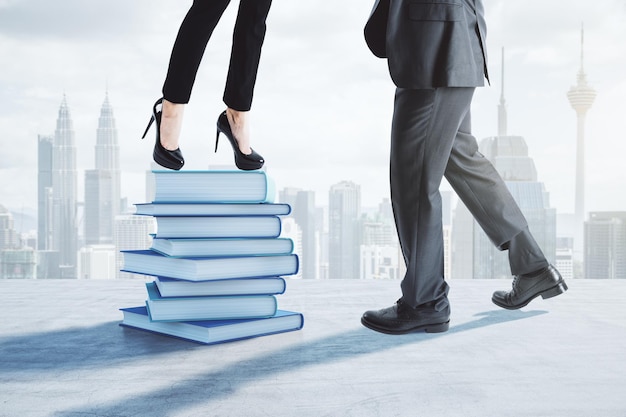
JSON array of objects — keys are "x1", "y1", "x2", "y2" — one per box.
[{"x1": 119, "y1": 170, "x2": 304, "y2": 345}]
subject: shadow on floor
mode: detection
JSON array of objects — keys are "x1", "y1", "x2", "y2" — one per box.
[{"x1": 1, "y1": 308, "x2": 546, "y2": 416}]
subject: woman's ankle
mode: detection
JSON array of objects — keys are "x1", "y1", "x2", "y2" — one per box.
[
  {"x1": 160, "y1": 100, "x2": 185, "y2": 150},
  {"x1": 226, "y1": 108, "x2": 251, "y2": 155}
]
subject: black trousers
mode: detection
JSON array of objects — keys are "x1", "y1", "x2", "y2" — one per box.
[
  {"x1": 162, "y1": 0, "x2": 272, "y2": 111},
  {"x1": 390, "y1": 87, "x2": 549, "y2": 309}
]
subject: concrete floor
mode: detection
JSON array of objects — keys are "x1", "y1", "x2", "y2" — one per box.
[{"x1": 1, "y1": 278, "x2": 625, "y2": 417}]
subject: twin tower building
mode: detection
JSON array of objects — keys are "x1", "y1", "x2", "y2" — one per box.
[{"x1": 38, "y1": 93, "x2": 126, "y2": 279}]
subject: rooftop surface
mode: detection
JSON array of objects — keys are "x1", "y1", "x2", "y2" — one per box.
[{"x1": 1, "y1": 278, "x2": 625, "y2": 417}]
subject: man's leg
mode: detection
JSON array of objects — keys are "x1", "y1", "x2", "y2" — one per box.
[
  {"x1": 444, "y1": 111, "x2": 535, "y2": 257},
  {"x1": 390, "y1": 87, "x2": 475, "y2": 309},
  {"x1": 361, "y1": 87, "x2": 474, "y2": 334},
  {"x1": 444, "y1": 112, "x2": 566, "y2": 309}
]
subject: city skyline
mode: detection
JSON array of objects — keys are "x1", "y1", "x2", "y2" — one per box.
[{"x1": 0, "y1": 1, "x2": 624, "y2": 218}]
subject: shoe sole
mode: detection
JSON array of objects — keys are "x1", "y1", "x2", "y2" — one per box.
[
  {"x1": 153, "y1": 151, "x2": 183, "y2": 171},
  {"x1": 492, "y1": 280, "x2": 569, "y2": 310},
  {"x1": 360, "y1": 317, "x2": 450, "y2": 335}
]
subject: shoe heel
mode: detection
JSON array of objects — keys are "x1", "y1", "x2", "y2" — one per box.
[
  {"x1": 215, "y1": 129, "x2": 220, "y2": 153},
  {"x1": 541, "y1": 282, "x2": 568, "y2": 299},
  {"x1": 425, "y1": 320, "x2": 450, "y2": 333},
  {"x1": 142, "y1": 115, "x2": 155, "y2": 139}
]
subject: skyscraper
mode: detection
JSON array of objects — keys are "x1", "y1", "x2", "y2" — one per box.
[
  {"x1": 84, "y1": 93, "x2": 121, "y2": 245},
  {"x1": 584, "y1": 212, "x2": 626, "y2": 279},
  {"x1": 328, "y1": 181, "x2": 361, "y2": 279},
  {"x1": 84, "y1": 170, "x2": 114, "y2": 244},
  {"x1": 37, "y1": 135, "x2": 54, "y2": 250},
  {"x1": 567, "y1": 25, "x2": 596, "y2": 260},
  {"x1": 52, "y1": 96, "x2": 78, "y2": 278},
  {"x1": 0, "y1": 205, "x2": 18, "y2": 250}
]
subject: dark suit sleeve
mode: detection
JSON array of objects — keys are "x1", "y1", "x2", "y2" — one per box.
[{"x1": 364, "y1": 0, "x2": 390, "y2": 58}]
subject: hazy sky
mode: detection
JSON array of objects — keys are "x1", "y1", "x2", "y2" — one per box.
[{"x1": 1, "y1": 0, "x2": 625, "y2": 218}]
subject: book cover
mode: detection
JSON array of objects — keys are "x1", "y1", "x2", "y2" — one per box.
[
  {"x1": 122, "y1": 250, "x2": 299, "y2": 281},
  {"x1": 134, "y1": 202, "x2": 291, "y2": 217},
  {"x1": 150, "y1": 237, "x2": 294, "y2": 258},
  {"x1": 153, "y1": 216, "x2": 282, "y2": 239},
  {"x1": 151, "y1": 170, "x2": 275, "y2": 203},
  {"x1": 145, "y1": 282, "x2": 277, "y2": 321},
  {"x1": 120, "y1": 306, "x2": 304, "y2": 345},
  {"x1": 154, "y1": 276, "x2": 287, "y2": 297}
]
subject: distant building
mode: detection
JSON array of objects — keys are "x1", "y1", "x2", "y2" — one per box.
[
  {"x1": 443, "y1": 225, "x2": 452, "y2": 280},
  {"x1": 360, "y1": 245, "x2": 399, "y2": 280},
  {"x1": 359, "y1": 197, "x2": 400, "y2": 280},
  {"x1": 115, "y1": 215, "x2": 155, "y2": 279},
  {"x1": 584, "y1": 212, "x2": 626, "y2": 279},
  {"x1": 1, "y1": 248, "x2": 36, "y2": 279},
  {"x1": 36, "y1": 250, "x2": 60, "y2": 279},
  {"x1": 567, "y1": 26, "x2": 596, "y2": 261},
  {"x1": 442, "y1": 191, "x2": 453, "y2": 279},
  {"x1": 280, "y1": 218, "x2": 302, "y2": 279},
  {"x1": 78, "y1": 245, "x2": 116, "y2": 280},
  {"x1": 0, "y1": 205, "x2": 18, "y2": 250},
  {"x1": 0, "y1": 206, "x2": 33, "y2": 279},
  {"x1": 317, "y1": 206, "x2": 329, "y2": 280},
  {"x1": 84, "y1": 93, "x2": 122, "y2": 245},
  {"x1": 37, "y1": 135, "x2": 54, "y2": 250},
  {"x1": 556, "y1": 248, "x2": 574, "y2": 281},
  {"x1": 329, "y1": 181, "x2": 361, "y2": 279},
  {"x1": 451, "y1": 199, "x2": 474, "y2": 280},
  {"x1": 84, "y1": 170, "x2": 115, "y2": 244},
  {"x1": 279, "y1": 188, "x2": 317, "y2": 279},
  {"x1": 51, "y1": 96, "x2": 78, "y2": 278}
]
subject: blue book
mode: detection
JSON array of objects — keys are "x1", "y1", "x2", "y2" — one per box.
[
  {"x1": 154, "y1": 276, "x2": 287, "y2": 297},
  {"x1": 153, "y1": 216, "x2": 282, "y2": 239},
  {"x1": 151, "y1": 170, "x2": 275, "y2": 203},
  {"x1": 150, "y1": 237, "x2": 294, "y2": 258},
  {"x1": 134, "y1": 202, "x2": 291, "y2": 217},
  {"x1": 120, "y1": 306, "x2": 304, "y2": 345},
  {"x1": 122, "y1": 250, "x2": 299, "y2": 281},
  {"x1": 144, "y1": 282, "x2": 277, "y2": 321}
]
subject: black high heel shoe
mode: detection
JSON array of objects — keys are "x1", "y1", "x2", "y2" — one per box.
[
  {"x1": 215, "y1": 111, "x2": 264, "y2": 171},
  {"x1": 141, "y1": 98, "x2": 184, "y2": 170}
]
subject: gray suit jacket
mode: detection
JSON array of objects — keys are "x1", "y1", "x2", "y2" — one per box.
[{"x1": 364, "y1": 0, "x2": 489, "y2": 88}]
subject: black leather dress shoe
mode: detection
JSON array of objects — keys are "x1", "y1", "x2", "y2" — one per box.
[
  {"x1": 361, "y1": 299, "x2": 450, "y2": 335},
  {"x1": 492, "y1": 264, "x2": 567, "y2": 310}
]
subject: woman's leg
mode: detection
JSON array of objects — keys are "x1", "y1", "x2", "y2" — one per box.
[
  {"x1": 160, "y1": 0, "x2": 231, "y2": 149},
  {"x1": 223, "y1": 0, "x2": 272, "y2": 111},
  {"x1": 162, "y1": 0, "x2": 231, "y2": 104},
  {"x1": 223, "y1": 0, "x2": 272, "y2": 154}
]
